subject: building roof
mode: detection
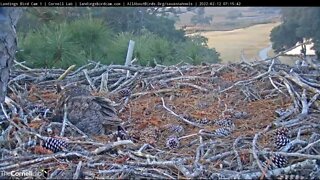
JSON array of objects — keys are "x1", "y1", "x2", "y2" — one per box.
[{"x1": 284, "y1": 42, "x2": 316, "y2": 56}]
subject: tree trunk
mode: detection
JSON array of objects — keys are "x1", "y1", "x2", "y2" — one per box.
[{"x1": 0, "y1": 8, "x2": 22, "y2": 103}]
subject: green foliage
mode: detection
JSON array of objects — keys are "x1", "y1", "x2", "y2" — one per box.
[
  {"x1": 96, "y1": 7, "x2": 186, "y2": 42},
  {"x1": 107, "y1": 32, "x2": 132, "y2": 65},
  {"x1": 190, "y1": 7, "x2": 213, "y2": 25},
  {"x1": 17, "y1": 8, "x2": 222, "y2": 68},
  {"x1": 110, "y1": 31, "x2": 173, "y2": 66},
  {"x1": 17, "y1": 7, "x2": 83, "y2": 34},
  {"x1": 187, "y1": 34, "x2": 209, "y2": 47},
  {"x1": 142, "y1": 14, "x2": 186, "y2": 42},
  {"x1": 270, "y1": 24, "x2": 300, "y2": 52},
  {"x1": 17, "y1": 18, "x2": 113, "y2": 68},
  {"x1": 17, "y1": 23, "x2": 86, "y2": 68},
  {"x1": 110, "y1": 32, "x2": 220, "y2": 66},
  {"x1": 270, "y1": 7, "x2": 320, "y2": 56},
  {"x1": 68, "y1": 18, "x2": 112, "y2": 61},
  {"x1": 176, "y1": 35, "x2": 221, "y2": 64},
  {"x1": 149, "y1": 36, "x2": 173, "y2": 65}
]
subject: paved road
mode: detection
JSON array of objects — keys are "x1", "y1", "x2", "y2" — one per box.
[{"x1": 259, "y1": 44, "x2": 272, "y2": 60}]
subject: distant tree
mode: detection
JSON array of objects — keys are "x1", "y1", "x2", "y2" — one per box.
[
  {"x1": 18, "y1": 7, "x2": 194, "y2": 43},
  {"x1": 226, "y1": 10, "x2": 242, "y2": 20},
  {"x1": 190, "y1": 7, "x2": 213, "y2": 25},
  {"x1": 93, "y1": 7, "x2": 187, "y2": 42},
  {"x1": 270, "y1": 7, "x2": 320, "y2": 57},
  {"x1": 254, "y1": 7, "x2": 281, "y2": 15},
  {"x1": 176, "y1": 35, "x2": 221, "y2": 64},
  {"x1": 17, "y1": 7, "x2": 221, "y2": 67},
  {"x1": 17, "y1": 7, "x2": 80, "y2": 34},
  {"x1": 270, "y1": 22, "x2": 301, "y2": 52},
  {"x1": 147, "y1": 7, "x2": 185, "y2": 18}
]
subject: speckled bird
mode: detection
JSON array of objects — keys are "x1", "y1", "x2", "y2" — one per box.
[{"x1": 53, "y1": 84, "x2": 122, "y2": 136}]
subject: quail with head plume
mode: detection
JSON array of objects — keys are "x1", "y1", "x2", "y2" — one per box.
[{"x1": 53, "y1": 85, "x2": 122, "y2": 136}]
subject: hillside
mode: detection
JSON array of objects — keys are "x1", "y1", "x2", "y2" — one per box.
[
  {"x1": 199, "y1": 22, "x2": 280, "y2": 63},
  {"x1": 178, "y1": 7, "x2": 281, "y2": 63},
  {"x1": 176, "y1": 7, "x2": 280, "y2": 32}
]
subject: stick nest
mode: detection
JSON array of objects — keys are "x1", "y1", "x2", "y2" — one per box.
[{"x1": 1, "y1": 59, "x2": 320, "y2": 179}]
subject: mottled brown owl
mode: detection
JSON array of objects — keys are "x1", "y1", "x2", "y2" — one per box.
[{"x1": 54, "y1": 84, "x2": 122, "y2": 136}]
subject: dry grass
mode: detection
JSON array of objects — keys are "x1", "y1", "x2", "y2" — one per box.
[
  {"x1": 197, "y1": 22, "x2": 280, "y2": 63},
  {"x1": 177, "y1": 7, "x2": 260, "y2": 28},
  {"x1": 176, "y1": 7, "x2": 280, "y2": 31},
  {"x1": 176, "y1": 8, "x2": 281, "y2": 63}
]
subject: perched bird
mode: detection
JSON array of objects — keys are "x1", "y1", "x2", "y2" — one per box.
[{"x1": 54, "y1": 84, "x2": 122, "y2": 136}]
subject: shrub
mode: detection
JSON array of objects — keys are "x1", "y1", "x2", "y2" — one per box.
[
  {"x1": 17, "y1": 23, "x2": 86, "y2": 69},
  {"x1": 17, "y1": 13, "x2": 221, "y2": 68},
  {"x1": 110, "y1": 31, "x2": 173, "y2": 66},
  {"x1": 175, "y1": 35, "x2": 221, "y2": 65},
  {"x1": 17, "y1": 18, "x2": 113, "y2": 68},
  {"x1": 68, "y1": 18, "x2": 113, "y2": 62}
]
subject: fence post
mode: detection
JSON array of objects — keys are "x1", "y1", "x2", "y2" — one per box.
[
  {"x1": 125, "y1": 40, "x2": 135, "y2": 66},
  {"x1": 125, "y1": 40, "x2": 135, "y2": 78}
]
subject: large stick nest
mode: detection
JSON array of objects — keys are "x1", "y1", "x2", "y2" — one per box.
[{"x1": 1, "y1": 59, "x2": 320, "y2": 179}]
